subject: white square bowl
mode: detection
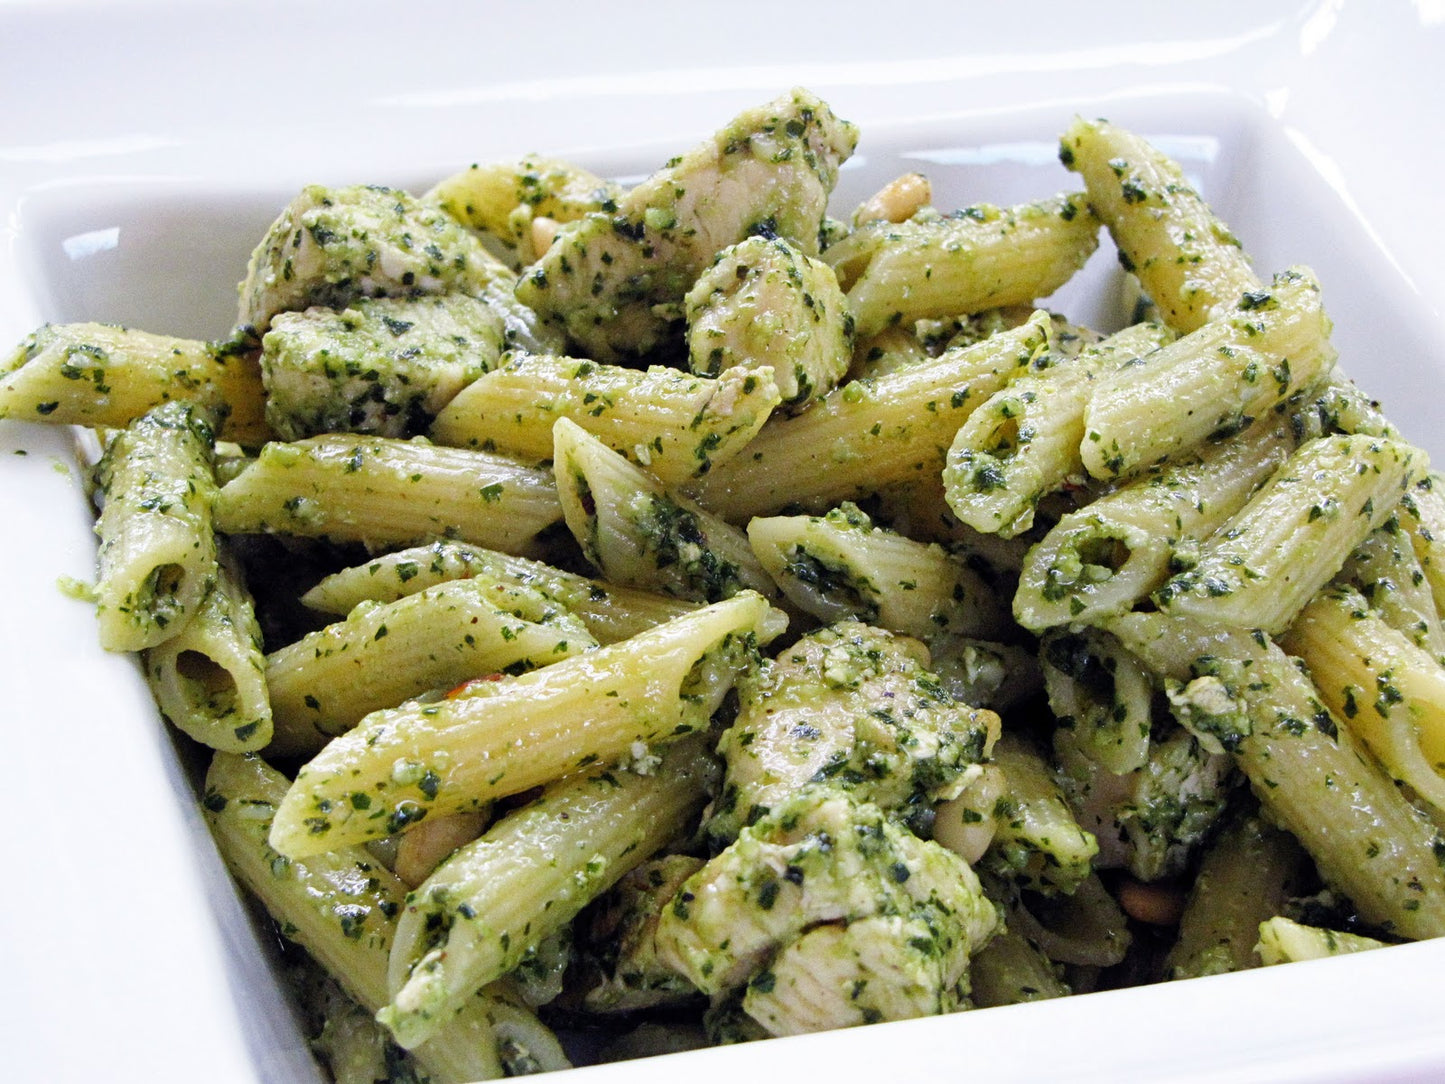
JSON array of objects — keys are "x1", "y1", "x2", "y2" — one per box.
[{"x1": 3, "y1": 3, "x2": 1443, "y2": 1081}]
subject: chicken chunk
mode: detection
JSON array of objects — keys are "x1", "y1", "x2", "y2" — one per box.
[
  {"x1": 515, "y1": 88, "x2": 859, "y2": 362},
  {"x1": 656, "y1": 791, "x2": 999, "y2": 1001},
  {"x1": 261, "y1": 294, "x2": 505, "y2": 439},
  {"x1": 685, "y1": 235, "x2": 852, "y2": 411},
  {"x1": 238, "y1": 184, "x2": 509, "y2": 333},
  {"x1": 709, "y1": 620, "x2": 999, "y2": 843},
  {"x1": 741, "y1": 913, "x2": 969, "y2": 1035}
]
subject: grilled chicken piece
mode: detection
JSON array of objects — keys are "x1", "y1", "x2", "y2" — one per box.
[{"x1": 515, "y1": 88, "x2": 858, "y2": 362}]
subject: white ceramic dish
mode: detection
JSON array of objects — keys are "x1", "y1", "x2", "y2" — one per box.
[{"x1": 3, "y1": 2, "x2": 1443, "y2": 1080}]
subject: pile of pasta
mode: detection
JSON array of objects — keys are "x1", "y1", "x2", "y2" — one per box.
[{"x1": 6, "y1": 87, "x2": 1445, "y2": 1080}]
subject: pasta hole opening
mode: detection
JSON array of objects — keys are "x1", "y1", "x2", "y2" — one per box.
[
  {"x1": 176, "y1": 649, "x2": 239, "y2": 715},
  {"x1": 1076, "y1": 535, "x2": 1131, "y2": 580},
  {"x1": 983, "y1": 415, "x2": 1022, "y2": 461},
  {"x1": 145, "y1": 562, "x2": 188, "y2": 606}
]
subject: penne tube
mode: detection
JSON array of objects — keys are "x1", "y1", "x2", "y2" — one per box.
[
  {"x1": 1293, "y1": 366, "x2": 1400, "y2": 443},
  {"x1": 378, "y1": 738, "x2": 715, "y2": 1050},
  {"x1": 823, "y1": 194, "x2": 1100, "y2": 338},
  {"x1": 968, "y1": 926, "x2": 1071, "y2": 1008},
  {"x1": 0, "y1": 322, "x2": 268, "y2": 445},
  {"x1": 213, "y1": 434, "x2": 561, "y2": 554},
  {"x1": 974, "y1": 735, "x2": 1099, "y2": 896},
  {"x1": 1059, "y1": 117, "x2": 1261, "y2": 333},
  {"x1": 1039, "y1": 626, "x2": 1153, "y2": 776},
  {"x1": 849, "y1": 323, "x2": 931, "y2": 381},
  {"x1": 431, "y1": 352, "x2": 781, "y2": 484},
  {"x1": 203, "y1": 751, "x2": 551, "y2": 1083},
  {"x1": 944, "y1": 320, "x2": 1174, "y2": 537},
  {"x1": 1282, "y1": 584, "x2": 1445, "y2": 815},
  {"x1": 1108, "y1": 611, "x2": 1445, "y2": 940},
  {"x1": 746, "y1": 502, "x2": 1010, "y2": 643},
  {"x1": 93, "y1": 401, "x2": 220, "y2": 652},
  {"x1": 268, "y1": 592, "x2": 782, "y2": 858},
  {"x1": 580, "y1": 854, "x2": 709, "y2": 1014},
  {"x1": 872, "y1": 473, "x2": 1037, "y2": 568},
  {"x1": 694, "y1": 311, "x2": 1052, "y2": 520},
  {"x1": 1014, "y1": 415, "x2": 1292, "y2": 631},
  {"x1": 998, "y1": 872, "x2": 1131, "y2": 969},
  {"x1": 1342, "y1": 520, "x2": 1445, "y2": 661},
  {"x1": 553, "y1": 418, "x2": 780, "y2": 604},
  {"x1": 426, "y1": 155, "x2": 622, "y2": 269},
  {"x1": 1081, "y1": 267, "x2": 1335, "y2": 481},
  {"x1": 1255, "y1": 917, "x2": 1388, "y2": 965},
  {"x1": 1400, "y1": 472, "x2": 1445, "y2": 623},
  {"x1": 1165, "y1": 809, "x2": 1310, "y2": 979},
  {"x1": 144, "y1": 547, "x2": 270, "y2": 752},
  {"x1": 265, "y1": 577, "x2": 597, "y2": 757},
  {"x1": 1154, "y1": 435, "x2": 1424, "y2": 635},
  {"x1": 299, "y1": 539, "x2": 694, "y2": 644}
]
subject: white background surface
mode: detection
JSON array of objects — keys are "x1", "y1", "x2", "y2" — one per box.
[{"x1": 2, "y1": 2, "x2": 1443, "y2": 1081}]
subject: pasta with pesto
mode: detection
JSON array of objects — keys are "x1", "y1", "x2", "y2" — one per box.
[{"x1": 11, "y1": 89, "x2": 1445, "y2": 1081}]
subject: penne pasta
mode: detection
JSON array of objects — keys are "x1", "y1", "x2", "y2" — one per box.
[
  {"x1": 93, "y1": 401, "x2": 220, "y2": 652},
  {"x1": 268, "y1": 592, "x2": 782, "y2": 858},
  {"x1": 1282, "y1": 584, "x2": 1445, "y2": 815},
  {"x1": 1154, "y1": 435, "x2": 1424, "y2": 634},
  {"x1": 1342, "y1": 519, "x2": 1445, "y2": 662},
  {"x1": 944, "y1": 320, "x2": 1174, "y2": 537},
  {"x1": 431, "y1": 352, "x2": 781, "y2": 484},
  {"x1": 203, "y1": 751, "x2": 555, "y2": 1082},
  {"x1": 974, "y1": 735, "x2": 1099, "y2": 896},
  {"x1": 1255, "y1": 917, "x2": 1388, "y2": 965},
  {"x1": 0, "y1": 322, "x2": 268, "y2": 445},
  {"x1": 212, "y1": 434, "x2": 561, "y2": 553},
  {"x1": 1059, "y1": 116, "x2": 1260, "y2": 333},
  {"x1": 695, "y1": 311, "x2": 1052, "y2": 520},
  {"x1": 553, "y1": 418, "x2": 780, "y2": 604},
  {"x1": 379, "y1": 738, "x2": 715, "y2": 1050},
  {"x1": 746, "y1": 502, "x2": 1010, "y2": 643},
  {"x1": 1081, "y1": 267, "x2": 1336, "y2": 481},
  {"x1": 265, "y1": 576, "x2": 597, "y2": 757},
  {"x1": 968, "y1": 926, "x2": 1071, "y2": 1008},
  {"x1": 1039, "y1": 626, "x2": 1154, "y2": 776},
  {"x1": 299, "y1": 539, "x2": 694, "y2": 644},
  {"x1": 1165, "y1": 809, "x2": 1309, "y2": 979},
  {"x1": 1108, "y1": 611, "x2": 1445, "y2": 940},
  {"x1": 823, "y1": 194, "x2": 1100, "y2": 338},
  {"x1": 1400, "y1": 472, "x2": 1445, "y2": 623},
  {"x1": 1014, "y1": 415, "x2": 1292, "y2": 631},
  {"x1": 144, "y1": 546, "x2": 271, "y2": 752},
  {"x1": 426, "y1": 155, "x2": 622, "y2": 269}
]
